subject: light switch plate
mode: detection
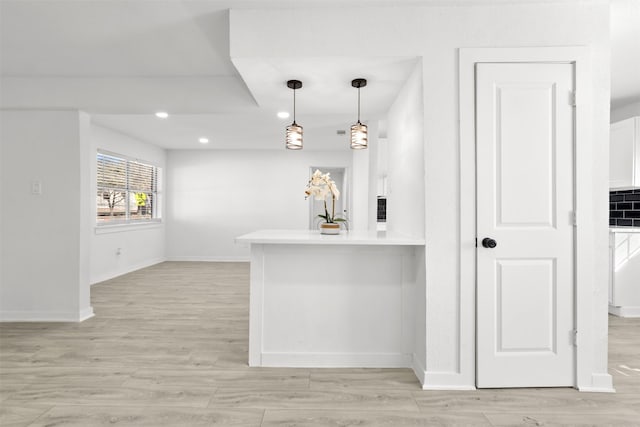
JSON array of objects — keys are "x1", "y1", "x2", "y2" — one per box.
[{"x1": 31, "y1": 181, "x2": 42, "y2": 195}]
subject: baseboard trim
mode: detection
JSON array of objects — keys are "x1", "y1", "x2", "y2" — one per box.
[
  {"x1": 412, "y1": 353, "x2": 427, "y2": 386},
  {"x1": 260, "y1": 352, "x2": 411, "y2": 368},
  {"x1": 90, "y1": 257, "x2": 166, "y2": 285},
  {"x1": 579, "y1": 386, "x2": 616, "y2": 393},
  {"x1": 1, "y1": 307, "x2": 94, "y2": 322},
  {"x1": 78, "y1": 307, "x2": 95, "y2": 322},
  {"x1": 422, "y1": 371, "x2": 477, "y2": 390},
  {"x1": 578, "y1": 373, "x2": 615, "y2": 393},
  {"x1": 608, "y1": 305, "x2": 640, "y2": 318},
  {"x1": 165, "y1": 256, "x2": 250, "y2": 262}
]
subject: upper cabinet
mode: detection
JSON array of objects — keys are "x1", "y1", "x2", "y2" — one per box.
[{"x1": 610, "y1": 117, "x2": 640, "y2": 189}]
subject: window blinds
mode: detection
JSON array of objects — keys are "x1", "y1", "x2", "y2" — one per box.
[
  {"x1": 96, "y1": 151, "x2": 160, "y2": 224},
  {"x1": 129, "y1": 161, "x2": 157, "y2": 192},
  {"x1": 97, "y1": 153, "x2": 127, "y2": 190},
  {"x1": 97, "y1": 152, "x2": 157, "y2": 192}
]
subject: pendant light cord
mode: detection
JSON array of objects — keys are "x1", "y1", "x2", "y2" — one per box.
[
  {"x1": 293, "y1": 87, "x2": 297, "y2": 124},
  {"x1": 357, "y1": 86, "x2": 361, "y2": 123}
]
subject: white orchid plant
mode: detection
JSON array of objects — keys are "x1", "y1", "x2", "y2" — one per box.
[{"x1": 304, "y1": 169, "x2": 346, "y2": 224}]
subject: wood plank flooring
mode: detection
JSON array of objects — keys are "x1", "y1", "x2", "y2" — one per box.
[{"x1": 1, "y1": 261, "x2": 639, "y2": 426}]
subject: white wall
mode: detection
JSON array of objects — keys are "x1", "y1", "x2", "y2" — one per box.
[
  {"x1": 366, "y1": 121, "x2": 381, "y2": 231},
  {"x1": 351, "y1": 148, "x2": 370, "y2": 231},
  {"x1": 0, "y1": 110, "x2": 92, "y2": 321},
  {"x1": 611, "y1": 101, "x2": 640, "y2": 123},
  {"x1": 385, "y1": 61, "x2": 427, "y2": 374},
  {"x1": 231, "y1": 0, "x2": 610, "y2": 390},
  {"x1": 166, "y1": 150, "x2": 352, "y2": 261},
  {"x1": 386, "y1": 62, "x2": 425, "y2": 238},
  {"x1": 89, "y1": 125, "x2": 166, "y2": 284}
]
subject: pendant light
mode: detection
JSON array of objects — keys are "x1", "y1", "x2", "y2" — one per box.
[
  {"x1": 285, "y1": 80, "x2": 303, "y2": 150},
  {"x1": 350, "y1": 78, "x2": 368, "y2": 149}
]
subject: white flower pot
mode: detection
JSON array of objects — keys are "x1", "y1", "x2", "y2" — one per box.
[{"x1": 320, "y1": 222, "x2": 340, "y2": 235}]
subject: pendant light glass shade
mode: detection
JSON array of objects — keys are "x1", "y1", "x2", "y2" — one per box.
[
  {"x1": 286, "y1": 80, "x2": 303, "y2": 150},
  {"x1": 350, "y1": 78, "x2": 368, "y2": 150},
  {"x1": 350, "y1": 121, "x2": 368, "y2": 149},
  {"x1": 286, "y1": 123, "x2": 303, "y2": 150}
]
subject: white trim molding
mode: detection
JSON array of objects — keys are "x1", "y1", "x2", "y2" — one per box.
[
  {"x1": 165, "y1": 256, "x2": 250, "y2": 262},
  {"x1": 578, "y1": 374, "x2": 616, "y2": 393},
  {"x1": 0, "y1": 307, "x2": 94, "y2": 322},
  {"x1": 90, "y1": 258, "x2": 166, "y2": 285},
  {"x1": 412, "y1": 353, "x2": 427, "y2": 386},
  {"x1": 422, "y1": 371, "x2": 477, "y2": 391},
  {"x1": 458, "y1": 46, "x2": 612, "y2": 392},
  {"x1": 94, "y1": 222, "x2": 163, "y2": 235},
  {"x1": 608, "y1": 305, "x2": 640, "y2": 318},
  {"x1": 260, "y1": 353, "x2": 411, "y2": 368}
]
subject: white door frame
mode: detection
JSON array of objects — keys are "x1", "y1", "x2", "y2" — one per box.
[{"x1": 459, "y1": 47, "x2": 610, "y2": 391}]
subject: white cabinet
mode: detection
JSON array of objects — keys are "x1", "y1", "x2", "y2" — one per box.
[
  {"x1": 236, "y1": 230, "x2": 425, "y2": 369},
  {"x1": 609, "y1": 230, "x2": 640, "y2": 317},
  {"x1": 610, "y1": 117, "x2": 640, "y2": 189}
]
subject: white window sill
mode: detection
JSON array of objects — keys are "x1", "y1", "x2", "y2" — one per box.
[{"x1": 95, "y1": 221, "x2": 163, "y2": 235}]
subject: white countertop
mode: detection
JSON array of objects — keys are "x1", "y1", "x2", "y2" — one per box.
[
  {"x1": 236, "y1": 229, "x2": 425, "y2": 246},
  {"x1": 610, "y1": 227, "x2": 640, "y2": 233}
]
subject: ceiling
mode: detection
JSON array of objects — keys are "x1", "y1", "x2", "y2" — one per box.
[
  {"x1": 92, "y1": 57, "x2": 417, "y2": 151},
  {"x1": 1, "y1": 0, "x2": 638, "y2": 150}
]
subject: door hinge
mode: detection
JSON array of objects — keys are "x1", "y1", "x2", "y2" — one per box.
[
  {"x1": 570, "y1": 92, "x2": 576, "y2": 107},
  {"x1": 572, "y1": 211, "x2": 577, "y2": 226},
  {"x1": 573, "y1": 329, "x2": 578, "y2": 346}
]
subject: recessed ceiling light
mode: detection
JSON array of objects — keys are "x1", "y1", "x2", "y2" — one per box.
[
  {"x1": 155, "y1": 111, "x2": 169, "y2": 119},
  {"x1": 198, "y1": 137, "x2": 209, "y2": 144},
  {"x1": 277, "y1": 111, "x2": 290, "y2": 119}
]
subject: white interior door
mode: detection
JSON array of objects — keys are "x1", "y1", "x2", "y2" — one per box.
[{"x1": 476, "y1": 63, "x2": 575, "y2": 388}]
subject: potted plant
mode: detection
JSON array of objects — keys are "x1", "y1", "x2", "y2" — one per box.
[{"x1": 305, "y1": 169, "x2": 346, "y2": 234}]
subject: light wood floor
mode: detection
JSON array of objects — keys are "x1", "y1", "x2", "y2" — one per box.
[{"x1": 1, "y1": 262, "x2": 639, "y2": 426}]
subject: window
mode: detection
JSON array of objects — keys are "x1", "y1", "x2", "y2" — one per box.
[{"x1": 96, "y1": 151, "x2": 161, "y2": 225}]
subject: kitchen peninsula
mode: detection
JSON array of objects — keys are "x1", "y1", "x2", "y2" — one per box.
[{"x1": 236, "y1": 230, "x2": 425, "y2": 368}]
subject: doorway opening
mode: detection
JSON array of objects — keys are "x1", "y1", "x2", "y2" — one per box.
[{"x1": 308, "y1": 167, "x2": 349, "y2": 230}]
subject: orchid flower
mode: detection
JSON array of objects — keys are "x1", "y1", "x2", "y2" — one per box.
[{"x1": 304, "y1": 169, "x2": 344, "y2": 224}]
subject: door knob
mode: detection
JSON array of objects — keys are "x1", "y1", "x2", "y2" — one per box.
[{"x1": 482, "y1": 238, "x2": 497, "y2": 248}]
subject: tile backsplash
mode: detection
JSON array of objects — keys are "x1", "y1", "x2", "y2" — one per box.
[{"x1": 610, "y1": 189, "x2": 640, "y2": 227}]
